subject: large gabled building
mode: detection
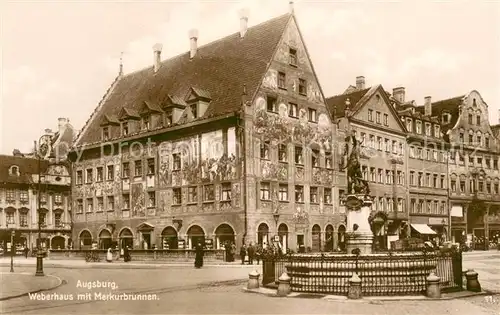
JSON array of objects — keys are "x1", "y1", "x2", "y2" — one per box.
[{"x1": 71, "y1": 5, "x2": 343, "y2": 253}]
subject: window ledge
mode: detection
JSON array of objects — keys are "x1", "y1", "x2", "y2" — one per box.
[
  {"x1": 107, "y1": 209, "x2": 114, "y2": 212},
  {"x1": 278, "y1": 200, "x2": 289, "y2": 203},
  {"x1": 186, "y1": 202, "x2": 198, "y2": 206},
  {"x1": 202, "y1": 201, "x2": 215, "y2": 204},
  {"x1": 220, "y1": 200, "x2": 231, "y2": 203},
  {"x1": 171, "y1": 203, "x2": 182, "y2": 207}
]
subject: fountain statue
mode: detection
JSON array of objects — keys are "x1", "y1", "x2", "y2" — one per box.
[{"x1": 342, "y1": 132, "x2": 373, "y2": 254}]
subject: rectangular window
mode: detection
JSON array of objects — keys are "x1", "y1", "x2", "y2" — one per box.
[
  {"x1": 494, "y1": 183, "x2": 499, "y2": 194},
  {"x1": 6, "y1": 212, "x2": 15, "y2": 224},
  {"x1": 434, "y1": 125, "x2": 440, "y2": 138},
  {"x1": 289, "y1": 48, "x2": 297, "y2": 66},
  {"x1": 368, "y1": 109, "x2": 373, "y2": 122},
  {"x1": 397, "y1": 199, "x2": 403, "y2": 212},
  {"x1": 410, "y1": 171, "x2": 415, "y2": 186},
  {"x1": 425, "y1": 123, "x2": 431, "y2": 136},
  {"x1": 122, "y1": 194, "x2": 130, "y2": 209},
  {"x1": 54, "y1": 213, "x2": 62, "y2": 227},
  {"x1": 76, "y1": 170, "x2": 83, "y2": 185},
  {"x1": 96, "y1": 167, "x2": 103, "y2": 182},
  {"x1": 310, "y1": 187, "x2": 318, "y2": 203},
  {"x1": 298, "y1": 79, "x2": 307, "y2": 95},
  {"x1": 188, "y1": 187, "x2": 198, "y2": 203},
  {"x1": 147, "y1": 158, "x2": 155, "y2": 175},
  {"x1": 392, "y1": 140, "x2": 397, "y2": 154},
  {"x1": 288, "y1": 102, "x2": 298, "y2": 117},
  {"x1": 376, "y1": 111, "x2": 381, "y2": 124},
  {"x1": 494, "y1": 160, "x2": 498, "y2": 169},
  {"x1": 260, "y1": 141, "x2": 270, "y2": 159},
  {"x1": 459, "y1": 133, "x2": 464, "y2": 143},
  {"x1": 278, "y1": 72, "x2": 286, "y2": 89},
  {"x1": 267, "y1": 95, "x2": 277, "y2": 112},
  {"x1": 122, "y1": 162, "x2": 130, "y2": 178},
  {"x1": 362, "y1": 166, "x2": 368, "y2": 180},
  {"x1": 433, "y1": 175, "x2": 438, "y2": 188},
  {"x1": 134, "y1": 160, "x2": 142, "y2": 177},
  {"x1": 86, "y1": 198, "x2": 93, "y2": 212},
  {"x1": 406, "y1": 119, "x2": 412, "y2": 132},
  {"x1": 102, "y1": 127, "x2": 110, "y2": 140},
  {"x1": 485, "y1": 158, "x2": 491, "y2": 168},
  {"x1": 173, "y1": 153, "x2": 181, "y2": 170},
  {"x1": 295, "y1": 146, "x2": 303, "y2": 164},
  {"x1": 86, "y1": 169, "x2": 93, "y2": 183},
  {"x1": 76, "y1": 199, "x2": 83, "y2": 213},
  {"x1": 203, "y1": 185, "x2": 215, "y2": 201},
  {"x1": 39, "y1": 212, "x2": 46, "y2": 226},
  {"x1": 221, "y1": 183, "x2": 232, "y2": 201},
  {"x1": 311, "y1": 149, "x2": 319, "y2": 167},
  {"x1": 441, "y1": 175, "x2": 446, "y2": 189},
  {"x1": 97, "y1": 197, "x2": 104, "y2": 211},
  {"x1": 148, "y1": 191, "x2": 156, "y2": 207},
  {"x1": 385, "y1": 139, "x2": 390, "y2": 152},
  {"x1": 20, "y1": 190, "x2": 29, "y2": 203},
  {"x1": 378, "y1": 169, "x2": 383, "y2": 183},
  {"x1": 107, "y1": 196, "x2": 114, "y2": 211},
  {"x1": 468, "y1": 114, "x2": 473, "y2": 124},
  {"x1": 460, "y1": 180, "x2": 465, "y2": 193},
  {"x1": 279, "y1": 184, "x2": 288, "y2": 201},
  {"x1": 451, "y1": 180, "x2": 457, "y2": 191},
  {"x1": 295, "y1": 185, "x2": 304, "y2": 202},
  {"x1": 260, "y1": 182, "x2": 270, "y2": 200},
  {"x1": 173, "y1": 188, "x2": 182, "y2": 205},
  {"x1": 20, "y1": 212, "x2": 28, "y2": 227},
  {"x1": 325, "y1": 152, "x2": 332, "y2": 168},
  {"x1": 190, "y1": 104, "x2": 197, "y2": 118},
  {"x1": 416, "y1": 121, "x2": 422, "y2": 134},
  {"x1": 339, "y1": 190, "x2": 345, "y2": 206},
  {"x1": 142, "y1": 115, "x2": 150, "y2": 130},
  {"x1": 410, "y1": 199, "x2": 416, "y2": 213},
  {"x1": 106, "y1": 165, "x2": 114, "y2": 181},
  {"x1": 278, "y1": 144, "x2": 287, "y2": 162},
  {"x1": 383, "y1": 113, "x2": 388, "y2": 126},
  {"x1": 122, "y1": 122, "x2": 129, "y2": 136},
  {"x1": 370, "y1": 167, "x2": 376, "y2": 182},
  {"x1": 308, "y1": 108, "x2": 317, "y2": 122},
  {"x1": 486, "y1": 183, "x2": 491, "y2": 194},
  {"x1": 323, "y1": 188, "x2": 332, "y2": 204},
  {"x1": 469, "y1": 134, "x2": 473, "y2": 144}
]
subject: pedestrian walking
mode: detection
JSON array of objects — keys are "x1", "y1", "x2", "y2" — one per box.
[
  {"x1": 24, "y1": 246, "x2": 29, "y2": 259},
  {"x1": 240, "y1": 244, "x2": 247, "y2": 265},
  {"x1": 230, "y1": 243, "x2": 236, "y2": 262},
  {"x1": 194, "y1": 242, "x2": 204, "y2": 268},
  {"x1": 247, "y1": 243, "x2": 255, "y2": 265},
  {"x1": 106, "y1": 248, "x2": 113, "y2": 262}
]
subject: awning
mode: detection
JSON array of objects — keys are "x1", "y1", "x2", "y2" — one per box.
[{"x1": 411, "y1": 224, "x2": 437, "y2": 235}]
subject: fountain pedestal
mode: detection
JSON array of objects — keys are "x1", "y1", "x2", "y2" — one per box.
[{"x1": 345, "y1": 195, "x2": 373, "y2": 255}]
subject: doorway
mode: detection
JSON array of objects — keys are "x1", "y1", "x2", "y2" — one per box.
[
  {"x1": 141, "y1": 232, "x2": 151, "y2": 249},
  {"x1": 297, "y1": 234, "x2": 305, "y2": 253}
]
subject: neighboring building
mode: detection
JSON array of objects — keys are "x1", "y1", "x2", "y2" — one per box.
[
  {"x1": 326, "y1": 77, "x2": 409, "y2": 250},
  {"x1": 0, "y1": 119, "x2": 74, "y2": 252},
  {"x1": 71, "y1": 6, "x2": 343, "y2": 252},
  {"x1": 397, "y1": 94, "x2": 450, "y2": 242},
  {"x1": 416, "y1": 92, "x2": 500, "y2": 247}
]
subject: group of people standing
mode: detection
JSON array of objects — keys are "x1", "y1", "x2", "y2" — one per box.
[{"x1": 239, "y1": 243, "x2": 263, "y2": 265}]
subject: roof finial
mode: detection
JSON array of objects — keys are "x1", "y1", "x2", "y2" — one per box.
[
  {"x1": 289, "y1": 1, "x2": 295, "y2": 14},
  {"x1": 241, "y1": 84, "x2": 248, "y2": 106},
  {"x1": 119, "y1": 52, "x2": 124, "y2": 76}
]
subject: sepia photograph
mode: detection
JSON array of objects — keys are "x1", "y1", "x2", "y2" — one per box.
[{"x1": 0, "y1": 0, "x2": 499, "y2": 314}]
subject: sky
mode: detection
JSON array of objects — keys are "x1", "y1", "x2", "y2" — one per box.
[{"x1": 1, "y1": 0, "x2": 499, "y2": 154}]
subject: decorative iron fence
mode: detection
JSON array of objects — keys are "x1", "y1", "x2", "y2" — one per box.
[{"x1": 262, "y1": 249, "x2": 463, "y2": 296}]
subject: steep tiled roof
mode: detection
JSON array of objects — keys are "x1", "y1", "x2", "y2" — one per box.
[
  {"x1": 77, "y1": 13, "x2": 291, "y2": 145},
  {"x1": 325, "y1": 88, "x2": 370, "y2": 119},
  {"x1": 0, "y1": 155, "x2": 49, "y2": 185},
  {"x1": 415, "y1": 96, "x2": 464, "y2": 132}
]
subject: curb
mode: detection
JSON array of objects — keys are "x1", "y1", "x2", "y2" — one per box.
[
  {"x1": 242, "y1": 287, "x2": 490, "y2": 302},
  {"x1": 0, "y1": 262, "x2": 258, "y2": 270},
  {"x1": 0, "y1": 274, "x2": 64, "y2": 301}
]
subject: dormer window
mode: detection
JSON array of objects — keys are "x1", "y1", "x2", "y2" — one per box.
[
  {"x1": 122, "y1": 122, "x2": 129, "y2": 136},
  {"x1": 289, "y1": 48, "x2": 297, "y2": 66},
  {"x1": 442, "y1": 112, "x2": 451, "y2": 124},
  {"x1": 102, "y1": 126, "x2": 110, "y2": 140},
  {"x1": 416, "y1": 120, "x2": 422, "y2": 134},
  {"x1": 425, "y1": 123, "x2": 431, "y2": 136},
  {"x1": 190, "y1": 104, "x2": 198, "y2": 118},
  {"x1": 9, "y1": 165, "x2": 19, "y2": 176},
  {"x1": 165, "y1": 109, "x2": 173, "y2": 126},
  {"x1": 142, "y1": 116, "x2": 150, "y2": 130},
  {"x1": 406, "y1": 118, "x2": 412, "y2": 132},
  {"x1": 434, "y1": 125, "x2": 440, "y2": 138}
]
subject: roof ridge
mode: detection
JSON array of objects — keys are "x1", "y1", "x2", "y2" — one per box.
[
  {"x1": 325, "y1": 87, "x2": 371, "y2": 100},
  {"x1": 121, "y1": 13, "x2": 292, "y2": 78},
  {"x1": 431, "y1": 95, "x2": 466, "y2": 104}
]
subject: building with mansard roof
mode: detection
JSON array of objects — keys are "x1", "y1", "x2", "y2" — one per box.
[
  {"x1": 0, "y1": 119, "x2": 74, "y2": 253},
  {"x1": 70, "y1": 5, "x2": 344, "y2": 253}
]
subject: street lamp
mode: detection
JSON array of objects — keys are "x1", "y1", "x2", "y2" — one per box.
[
  {"x1": 273, "y1": 213, "x2": 280, "y2": 226},
  {"x1": 35, "y1": 135, "x2": 51, "y2": 277},
  {"x1": 8, "y1": 223, "x2": 15, "y2": 273}
]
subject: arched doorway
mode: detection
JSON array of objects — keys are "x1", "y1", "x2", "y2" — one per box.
[
  {"x1": 278, "y1": 224, "x2": 288, "y2": 253},
  {"x1": 99, "y1": 230, "x2": 112, "y2": 249},
  {"x1": 215, "y1": 224, "x2": 235, "y2": 249},
  {"x1": 51, "y1": 236, "x2": 65, "y2": 249},
  {"x1": 161, "y1": 227, "x2": 178, "y2": 249},
  {"x1": 79, "y1": 230, "x2": 92, "y2": 249},
  {"x1": 312, "y1": 224, "x2": 321, "y2": 252},
  {"x1": 325, "y1": 225, "x2": 334, "y2": 252},
  {"x1": 119, "y1": 228, "x2": 133, "y2": 249},
  {"x1": 257, "y1": 223, "x2": 269, "y2": 246},
  {"x1": 338, "y1": 225, "x2": 346, "y2": 251},
  {"x1": 187, "y1": 225, "x2": 205, "y2": 249}
]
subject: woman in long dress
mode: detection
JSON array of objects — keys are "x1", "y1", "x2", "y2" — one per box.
[
  {"x1": 106, "y1": 248, "x2": 113, "y2": 262},
  {"x1": 194, "y1": 242, "x2": 204, "y2": 268}
]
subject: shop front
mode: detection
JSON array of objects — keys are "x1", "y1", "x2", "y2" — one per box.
[
  {"x1": 409, "y1": 216, "x2": 438, "y2": 242},
  {"x1": 428, "y1": 217, "x2": 448, "y2": 244}
]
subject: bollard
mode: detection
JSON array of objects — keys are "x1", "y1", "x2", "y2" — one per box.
[
  {"x1": 465, "y1": 269, "x2": 481, "y2": 292},
  {"x1": 347, "y1": 273, "x2": 362, "y2": 299},
  {"x1": 247, "y1": 270, "x2": 260, "y2": 290},
  {"x1": 277, "y1": 272, "x2": 291, "y2": 297},
  {"x1": 426, "y1": 272, "x2": 441, "y2": 298}
]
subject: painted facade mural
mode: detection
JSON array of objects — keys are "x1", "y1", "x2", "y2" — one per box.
[
  {"x1": 131, "y1": 183, "x2": 145, "y2": 217},
  {"x1": 261, "y1": 161, "x2": 288, "y2": 181},
  {"x1": 274, "y1": 19, "x2": 312, "y2": 73}
]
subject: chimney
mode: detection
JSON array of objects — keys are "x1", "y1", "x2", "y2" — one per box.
[
  {"x1": 58, "y1": 117, "x2": 68, "y2": 132},
  {"x1": 189, "y1": 29, "x2": 198, "y2": 59},
  {"x1": 239, "y1": 8, "x2": 249, "y2": 38},
  {"x1": 289, "y1": 1, "x2": 295, "y2": 14},
  {"x1": 356, "y1": 76, "x2": 365, "y2": 90},
  {"x1": 44, "y1": 128, "x2": 53, "y2": 136},
  {"x1": 392, "y1": 87, "x2": 406, "y2": 103},
  {"x1": 424, "y1": 96, "x2": 432, "y2": 116},
  {"x1": 153, "y1": 43, "x2": 163, "y2": 73}
]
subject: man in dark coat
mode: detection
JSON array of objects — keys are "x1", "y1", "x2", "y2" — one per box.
[
  {"x1": 194, "y1": 242, "x2": 204, "y2": 268},
  {"x1": 124, "y1": 246, "x2": 130, "y2": 262},
  {"x1": 247, "y1": 243, "x2": 255, "y2": 265},
  {"x1": 240, "y1": 244, "x2": 246, "y2": 265}
]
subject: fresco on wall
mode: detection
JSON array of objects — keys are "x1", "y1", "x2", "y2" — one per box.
[
  {"x1": 262, "y1": 69, "x2": 278, "y2": 90},
  {"x1": 261, "y1": 161, "x2": 288, "y2": 181},
  {"x1": 312, "y1": 168, "x2": 333, "y2": 186},
  {"x1": 158, "y1": 144, "x2": 172, "y2": 187},
  {"x1": 308, "y1": 82, "x2": 323, "y2": 104},
  {"x1": 131, "y1": 183, "x2": 145, "y2": 217},
  {"x1": 253, "y1": 97, "x2": 332, "y2": 150},
  {"x1": 158, "y1": 190, "x2": 170, "y2": 213}
]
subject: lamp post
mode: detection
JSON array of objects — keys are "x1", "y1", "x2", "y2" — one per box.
[
  {"x1": 35, "y1": 135, "x2": 50, "y2": 277},
  {"x1": 8, "y1": 224, "x2": 15, "y2": 273}
]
